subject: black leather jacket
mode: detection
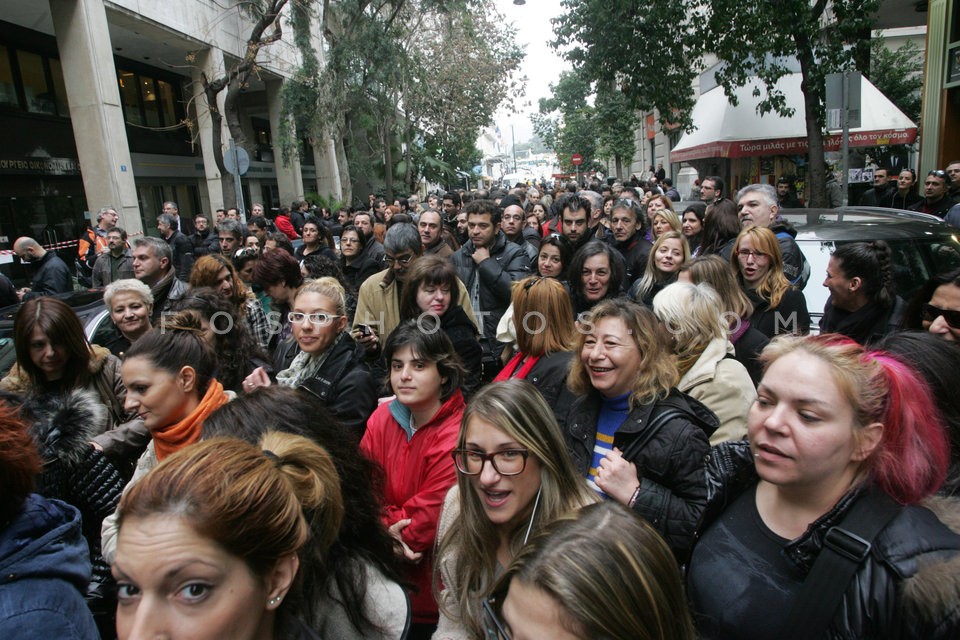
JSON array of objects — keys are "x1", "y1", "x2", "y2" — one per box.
[
  {"x1": 563, "y1": 388, "x2": 717, "y2": 558},
  {"x1": 692, "y1": 440, "x2": 960, "y2": 639},
  {"x1": 274, "y1": 333, "x2": 377, "y2": 437}
]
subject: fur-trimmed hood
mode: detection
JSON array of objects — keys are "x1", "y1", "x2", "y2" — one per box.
[
  {"x1": 22, "y1": 388, "x2": 108, "y2": 466},
  {"x1": 901, "y1": 495, "x2": 960, "y2": 627},
  {"x1": 0, "y1": 344, "x2": 115, "y2": 394}
]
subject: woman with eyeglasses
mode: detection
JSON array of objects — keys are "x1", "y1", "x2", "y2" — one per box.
[
  {"x1": 433, "y1": 380, "x2": 596, "y2": 640},
  {"x1": 882, "y1": 168, "x2": 922, "y2": 209},
  {"x1": 340, "y1": 224, "x2": 384, "y2": 292},
  {"x1": 732, "y1": 226, "x2": 810, "y2": 339},
  {"x1": 483, "y1": 501, "x2": 696, "y2": 640},
  {"x1": 190, "y1": 253, "x2": 273, "y2": 351},
  {"x1": 630, "y1": 231, "x2": 689, "y2": 307},
  {"x1": 820, "y1": 241, "x2": 905, "y2": 345},
  {"x1": 243, "y1": 278, "x2": 376, "y2": 435},
  {"x1": 360, "y1": 321, "x2": 467, "y2": 638}
]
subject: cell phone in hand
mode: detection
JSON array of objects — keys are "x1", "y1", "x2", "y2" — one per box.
[{"x1": 357, "y1": 324, "x2": 373, "y2": 337}]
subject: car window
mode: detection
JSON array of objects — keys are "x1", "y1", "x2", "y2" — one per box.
[
  {"x1": 929, "y1": 238, "x2": 960, "y2": 275},
  {"x1": 89, "y1": 310, "x2": 120, "y2": 347}
]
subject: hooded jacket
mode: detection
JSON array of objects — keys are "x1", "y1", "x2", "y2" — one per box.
[
  {"x1": 359, "y1": 390, "x2": 466, "y2": 625},
  {"x1": 1, "y1": 345, "x2": 149, "y2": 471},
  {"x1": 676, "y1": 337, "x2": 755, "y2": 445},
  {"x1": 689, "y1": 441, "x2": 960, "y2": 639},
  {"x1": 22, "y1": 389, "x2": 125, "y2": 630},
  {"x1": 0, "y1": 494, "x2": 99, "y2": 639}
]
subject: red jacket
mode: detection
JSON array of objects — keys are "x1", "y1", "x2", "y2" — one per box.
[
  {"x1": 275, "y1": 214, "x2": 299, "y2": 240},
  {"x1": 360, "y1": 390, "x2": 465, "y2": 624}
]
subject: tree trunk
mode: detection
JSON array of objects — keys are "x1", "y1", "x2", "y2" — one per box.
[
  {"x1": 404, "y1": 120, "x2": 415, "y2": 193},
  {"x1": 335, "y1": 136, "x2": 352, "y2": 205},
  {"x1": 383, "y1": 115, "x2": 394, "y2": 202},
  {"x1": 615, "y1": 155, "x2": 623, "y2": 181},
  {"x1": 795, "y1": 30, "x2": 827, "y2": 208}
]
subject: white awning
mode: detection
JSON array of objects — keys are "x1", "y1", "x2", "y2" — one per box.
[{"x1": 670, "y1": 73, "x2": 917, "y2": 163}]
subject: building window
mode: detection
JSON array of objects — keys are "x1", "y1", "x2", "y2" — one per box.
[
  {"x1": 117, "y1": 70, "x2": 180, "y2": 128},
  {"x1": 17, "y1": 50, "x2": 55, "y2": 115},
  {"x1": 0, "y1": 46, "x2": 17, "y2": 108},
  {"x1": 0, "y1": 45, "x2": 68, "y2": 117},
  {"x1": 118, "y1": 70, "x2": 143, "y2": 125}
]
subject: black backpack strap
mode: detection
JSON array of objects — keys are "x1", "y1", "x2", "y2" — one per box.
[{"x1": 781, "y1": 486, "x2": 901, "y2": 640}]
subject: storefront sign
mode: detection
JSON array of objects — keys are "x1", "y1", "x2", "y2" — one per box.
[{"x1": 0, "y1": 156, "x2": 81, "y2": 175}]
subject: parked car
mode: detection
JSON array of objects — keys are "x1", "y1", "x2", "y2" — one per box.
[{"x1": 780, "y1": 207, "x2": 960, "y2": 330}]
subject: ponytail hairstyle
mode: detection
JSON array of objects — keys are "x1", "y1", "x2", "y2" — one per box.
[
  {"x1": 831, "y1": 241, "x2": 895, "y2": 308},
  {"x1": 124, "y1": 310, "x2": 218, "y2": 396},
  {"x1": 760, "y1": 334, "x2": 950, "y2": 504},
  {"x1": 117, "y1": 433, "x2": 344, "y2": 623}
]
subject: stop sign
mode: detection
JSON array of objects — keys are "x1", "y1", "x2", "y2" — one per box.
[{"x1": 571, "y1": 153, "x2": 583, "y2": 166}]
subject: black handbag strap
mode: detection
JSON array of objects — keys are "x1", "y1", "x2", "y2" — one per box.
[
  {"x1": 618, "y1": 408, "x2": 683, "y2": 462},
  {"x1": 781, "y1": 486, "x2": 902, "y2": 640}
]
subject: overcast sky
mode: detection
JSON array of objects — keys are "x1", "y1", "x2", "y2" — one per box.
[{"x1": 492, "y1": 0, "x2": 567, "y2": 144}]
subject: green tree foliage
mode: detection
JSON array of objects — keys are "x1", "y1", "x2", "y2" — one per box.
[
  {"x1": 595, "y1": 83, "x2": 636, "y2": 180},
  {"x1": 556, "y1": 0, "x2": 884, "y2": 206},
  {"x1": 532, "y1": 71, "x2": 598, "y2": 173},
  {"x1": 278, "y1": 0, "x2": 522, "y2": 203},
  {"x1": 868, "y1": 38, "x2": 923, "y2": 123}
]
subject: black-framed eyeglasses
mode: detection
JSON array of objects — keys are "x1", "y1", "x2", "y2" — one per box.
[
  {"x1": 452, "y1": 449, "x2": 529, "y2": 476},
  {"x1": 523, "y1": 277, "x2": 541, "y2": 291},
  {"x1": 922, "y1": 302, "x2": 960, "y2": 329},
  {"x1": 385, "y1": 253, "x2": 414, "y2": 266},
  {"x1": 287, "y1": 311, "x2": 343, "y2": 325},
  {"x1": 482, "y1": 595, "x2": 511, "y2": 640}
]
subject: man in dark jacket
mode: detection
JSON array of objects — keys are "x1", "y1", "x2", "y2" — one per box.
[
  {"x1": 131, "y1": 236, "x2": 187, "y2": 321},
  {"x1": 910, "y1": 170, "x2": 958, "y2": 218},
  {"x1": 858, "y1": 167, "x2": 896, "y2": 206},
  {"x1": 737, "y1": 184, "x2": 810, "y2": 289},
  {"x1": 451, "y1": 200, "x2": 531, "y2": 377},
  {"x1": 13, "y1": 237, "x2": 73, "y2": 301},
  {"x1": 500, "y1": 197, "x2": 538, "y2": 269},
  {"x1": 607, "y1": 198, "x2": 653, "y2": 283},
  {"x1": 190, "y1": 214, "x2": 219, "y2": 257},
  {"x1": 157, "y1": 214, "x2": 194, "y2": 281}
]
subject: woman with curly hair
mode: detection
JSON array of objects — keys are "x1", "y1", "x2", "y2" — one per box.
[{"x1": 189, "y1": 253, "x2": 272, "y2": 351}]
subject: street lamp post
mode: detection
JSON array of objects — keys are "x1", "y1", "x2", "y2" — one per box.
[{"x1": 511, "y1": 124, "x2": 517, "y2": 176}]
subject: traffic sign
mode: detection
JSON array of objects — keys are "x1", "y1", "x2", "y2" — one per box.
[{"x1": 571, "y1": 153, "x2": 583, "y2": 166}]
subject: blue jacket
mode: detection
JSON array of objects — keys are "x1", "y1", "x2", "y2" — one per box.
[{"x1": 0, "y1": 494, "x2": 98, "y2": 639}]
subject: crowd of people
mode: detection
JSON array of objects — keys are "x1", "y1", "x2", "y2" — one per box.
[{"x1": 2, "y1": 175, "x2": 960, "y2": 640}]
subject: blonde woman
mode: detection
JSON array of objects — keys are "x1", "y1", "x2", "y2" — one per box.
[
  {"x1": 653, "y1": 282, "x2": 756, "y2": 444},
  {"x1": 630, "y1": 231, "x2": 689, "y2": 306},
  {"x1": 731, "y1": 226, "x2": 810, "y2": 338}
]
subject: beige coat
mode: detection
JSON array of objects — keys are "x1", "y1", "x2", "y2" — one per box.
[{"x1": 678, "y1": 337, "x2": 756, "y2": 445}]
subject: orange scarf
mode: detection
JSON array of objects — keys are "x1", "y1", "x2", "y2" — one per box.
[{"x1": 153, "y1": 379, "x2": 229, "y2": 461}]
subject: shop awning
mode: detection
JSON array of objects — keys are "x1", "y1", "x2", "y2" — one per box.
[{"x1": 670, "y1": 74, "x2": 917, "y2": 163}]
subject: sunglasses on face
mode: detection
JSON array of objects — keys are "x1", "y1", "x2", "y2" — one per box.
[{"x1": 922, "y1": 303, "x2": 960, "y2": 329}]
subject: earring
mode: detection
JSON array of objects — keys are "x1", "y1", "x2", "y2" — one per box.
[{"x1": 268, "y1": 595, "x2": 283, "y2": 607}]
